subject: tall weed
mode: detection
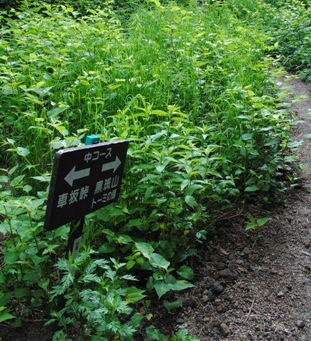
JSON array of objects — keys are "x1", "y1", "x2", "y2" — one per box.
[{"x1": 235, "y1": 0, "x2": 311, "y2": 82}]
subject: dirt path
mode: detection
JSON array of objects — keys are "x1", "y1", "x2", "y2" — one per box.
[{"x1": 159, "y1": 75, "x2": 311, "y2": 340}]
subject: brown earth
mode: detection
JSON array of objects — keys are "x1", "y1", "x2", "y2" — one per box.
[{"x1": 1, "y1": 74, "x2": 311, "y2": 340}]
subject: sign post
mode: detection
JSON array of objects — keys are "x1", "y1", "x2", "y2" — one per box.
[
  {"x1": 45, "y1": 136, "x2": 128, "y2": 317},
  {"x1": 44, "y1": 137, "x2": 129, "y2": 257}
]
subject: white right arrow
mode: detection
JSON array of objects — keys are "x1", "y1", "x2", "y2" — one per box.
[
  {"x1": 102, "y1": 156, "x2": 121, "y2": 173},
  {"x1": 65, "y1": 165, "x2": 90, "y2": 187}
]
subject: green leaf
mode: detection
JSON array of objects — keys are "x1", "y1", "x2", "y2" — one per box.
[
  {"x1": 50, "y1": 140, "x2": 65, "y2": 149},
  {"x1": 145, "y1": 326, "x2": 167, "y2": 341},
  {"x1": 117, "y1": 234, "x2": 133, "y2": 244},
  {"x1": 23, "y1": 270, "x2": 40, "y2": 282},
  {"x1": 144, "y1": 186, "x2": 154, "y2": 201},
  {"x1": 170, "y1": 280, "x2": 194, "y2": 292},
  {"x1": 149, "y1": 253, "x2": 170, "y2": 270},
  {"x1": 130, "y1": 313, "x2": 144, "y2": 329},
  {"x1": 4, "y1": 251, "x2": 19, "y2": 265},
  {"x1": 175, "y1": 329, "x2": 188, "y2": 338},
  {"x1": 10, "y1": 175, "x2": 25, "y2": 187},
  {"x1": 0, "y1": 310, "x2": 15, "y2": 323},
  {"x1": 175, "y1": 329, "x2": 200, "y2": 340},
  {"x1": 16, "y1": 147, "x2": 30, "y2": 157},
  {"x1": 98, "y1": 243, "x2": 116, "y2": 254},
  {"x1": 6, "y1": 138, "x2": 15, "y2": 145},
  {"x1": 150, "y1": 110, "x2": 168, "y2": 117},
  {"x1": 55, "y1": 125, "x2": 69, "y2": 137},
  {"x1": 156, "y1": 164, "x2": 166, "y2": 173},
  {"x1": 126, "y1": 260, "x2": 136, "y2": 270},
  {"x1": 126, "y1": 287, "x2": 146, "y2": 303},
  {"x1": 0, "y1": 175, "x2": 9, "y2": 183},
  {"x1": 0, "y1": 292, "x2": 12, "y2": 306},
  {"x1": 242, "y1": 133, "x2": 253, "y2": 140},
  {"x1": 177, "y1": 265, "x2": 193, "y2": 280},
  {"x1": 38, "y1": 279, "x2": 50, "y2": 290},
  {"x1": 153, "y1": 282, "x2": 172, "y2": 299},
  {"x1": 245, "y1": 221, "x2": 255, "y2": 231},
  {"x1": 185, "y1": 195, "x2": 196, "y2": 208},
  {"x1": 264, "y1": 138, "x2": 279, "y2": 146},
  {"x1": 181, "y1": 179, "x2": 190, "y2": 191},
  {"x1": 245, "y1": 185, "x2": 259, "y2": 192},
  {"x1": 153, "y1": 280, "x2": 193, "y2": 299},
  {"x1": 47, "y1": 107, "x2": 67, "y2": 117},
  {"x1": 126, "y1": 219, "x2": 145, "y2": 228},
  {"x1": 14, "y1": 287, "x2": 28, "y2": 299},
  {"x1": 23, "y1": 185, "x2": 32, "y2": 193},
  {"x1": 257, "y1": 217, "x2": 271, "y2": 227},
  {"x1": 32, "y1": 175, "x2": 50, "y2": 183},
  {"x1": 135, "y1": 242, "x2": 154, "y2": 259},
  {"x1": 163, "y1": 299, "x2": 182, "y2": 312},
  {"x1": 248, "y1": 147, "x2": 259, "y2": 156}
]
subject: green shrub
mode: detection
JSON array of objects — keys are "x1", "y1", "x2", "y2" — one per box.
[
  {"x1": 0, "y1": 1, "x2": 296, "y2": 339},
  {"x1": 273, "y1": 2, "x2": 311, "y2": 81},
  {"x1": 256, "y1": 0, "x2": 311, "y2": 81}
]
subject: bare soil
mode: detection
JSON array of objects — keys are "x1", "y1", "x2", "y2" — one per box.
[{"x1": 1, "y1": 74, "x2": 311, "y2": 340}]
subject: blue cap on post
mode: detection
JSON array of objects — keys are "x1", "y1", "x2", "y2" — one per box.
[{"x1": 85, "y1": 135, "x2": 100, "y2": 145}]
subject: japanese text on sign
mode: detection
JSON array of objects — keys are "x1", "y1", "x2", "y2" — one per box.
[{"x1": 44, "y1": 140, "x2": 128, "y2": 230}]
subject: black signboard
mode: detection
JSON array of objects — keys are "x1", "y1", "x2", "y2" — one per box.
[{"x1": 45, "y1": 140, "x2": 128, "y2": 230}]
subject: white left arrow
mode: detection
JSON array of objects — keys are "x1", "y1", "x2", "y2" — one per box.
[{"x1": 65, "y1": 165, "x2": 90, "y2": 187}]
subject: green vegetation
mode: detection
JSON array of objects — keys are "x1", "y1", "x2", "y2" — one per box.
[
  {"x1": 0, "y1": 0, "x2": 309, "y2": 339},
  {"x1": 259, "y1": 0, "x2": 311, "y2": 82}
]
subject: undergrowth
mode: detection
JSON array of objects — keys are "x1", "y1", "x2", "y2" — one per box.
[
  {"x1": 0, "y1": 0, "x2": 304, "y2": 339},
  {"x1": 258, "y1": 0, "x2": 311, "y2": 82}
]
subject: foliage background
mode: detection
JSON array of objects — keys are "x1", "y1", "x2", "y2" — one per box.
[{"x1": 0, "y1": 0, "x2": 309, "y2": 339}]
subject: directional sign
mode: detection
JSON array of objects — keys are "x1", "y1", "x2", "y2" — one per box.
[{"x1": 44, "y1": 140, "x2": 128, "y2": 230}]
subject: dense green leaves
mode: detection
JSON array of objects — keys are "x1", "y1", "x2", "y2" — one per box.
[
  {"x1": 0, "y1": 0, "x2": 304, "y2": 339},
  {"x1": 255, "y1": 0, "x2": 311, "y2": 82},
  {"x1": 0, "y1": 307, "x2": 15, "y2": 323}
]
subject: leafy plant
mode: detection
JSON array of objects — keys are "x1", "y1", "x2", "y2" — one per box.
[
  {"x1": 245, "y1": 215, "x2": 271, "y2": 231},
  {"x1": 0, "y1": 170, "x2": 66, "y2": 325},
  {"x1": 49, "y1": 250, "x2": 145, "y2": 340},
  {"x1": 0, "y1": 0, "x2": 299, "y2": 339},
  {"x1": 254, "y1": 0, "x2": 311, "y2": 82},
  {"x1": 0, "y1": 305, "x2": 15, "y2": 323}
]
